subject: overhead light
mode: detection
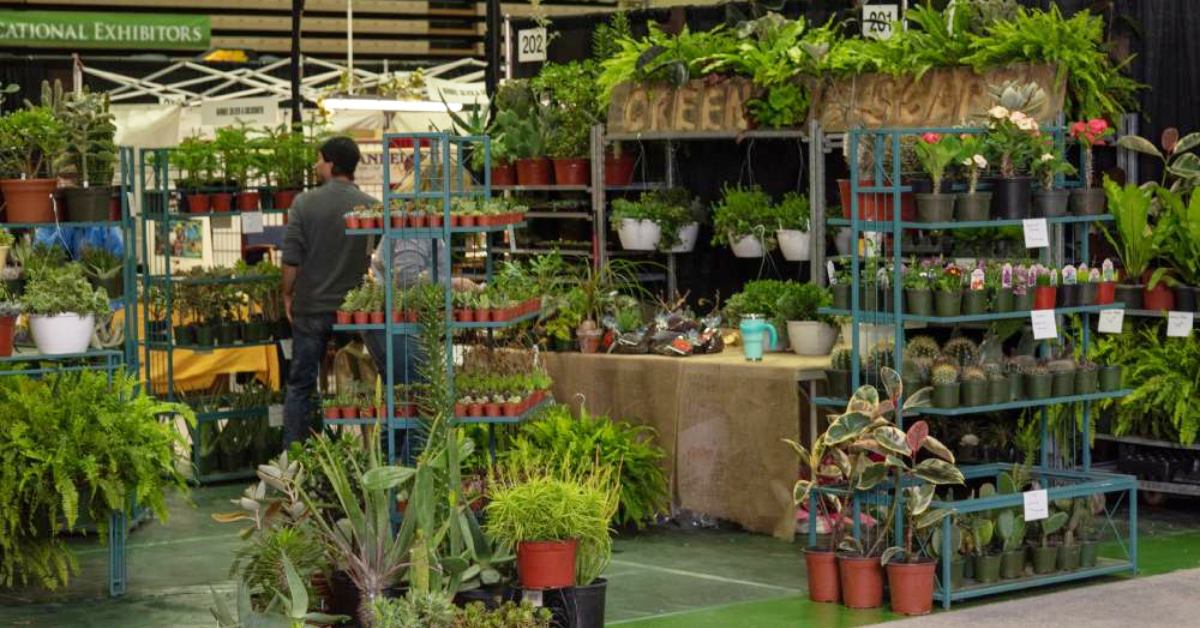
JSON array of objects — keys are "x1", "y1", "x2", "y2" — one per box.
[{"x1": 322, "y1": 97, "x2": 463, "y2": 113}]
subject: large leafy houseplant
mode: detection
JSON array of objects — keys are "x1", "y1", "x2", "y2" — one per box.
[
  {"x1": 1117, "y1": 128, "x2": 1200, "y2": 194},
  {"x1": 0, "y1": 371, "x2": 193, "y2": 590},
  {"x1": 20, "y1": 263, "x2": 109, "y2": 317},
  {"x1": 1156, "y1": 187, "x2": 1200, "y2": 287},
  {"x1": 1100, "y1": 178, "x2": 1161, "y2": 285}
]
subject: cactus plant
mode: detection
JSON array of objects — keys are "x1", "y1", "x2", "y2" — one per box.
[
  {"x1": 962, "y1": 366, "x2": 987, "y2": 382},
  {"x1": 1046, "y1": 359, "x2": 1076, "y2": 373},
  {"x1": 997, "y1": 510, "x2": 1026, "y2": 552},
  {"x1": 1021, "y1": 363, "x2": 1049, "y2": 376},
  {"x1": 905, "y1": 335, "x2": 941, "y2": 360},
  {"x1": 931, "y1": 363, "x2": 960, "y2": 385},
  {"x1": 1039, "y1": 511, "x2": 1068, "y2": 548},
  {"x1": 831, "y1": 347, "x2": 853, "y2": 370},
  {"x1": 943, "y1": 336, "x2": 980, "y2": 367},
  {"x1": 866, "y1": 342, "x2": 896, "y2": 372}
]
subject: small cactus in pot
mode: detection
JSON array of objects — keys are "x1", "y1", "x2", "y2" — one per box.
[
  {"x1": 943, "y1": 336, "x2": 980, "y2": 367},
  {"x1": 1023, "y1": 363, "x2": 1053, "y2": 399},
  {"x1": 931, "y1": 361, "x2": 961, "y2": 408},
  {"x1": 825, "y1": 346, "x2": 854, "y2": 399},
  {"x1": 1047, "y1": 359, "x2": 1077, "y2": 397},
  {"x1": 961, "y1": 365, "x2": 989, "y2": 406}
]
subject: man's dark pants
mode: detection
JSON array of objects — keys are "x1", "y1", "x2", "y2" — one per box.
[{"x1": 283, "y1": 313, "x2": 335, "y2": 447}]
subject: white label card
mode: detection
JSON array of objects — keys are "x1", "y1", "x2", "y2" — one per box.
[
  {"x1": 827, "y1": 261, "x2": 838, "y2": 286},
  {"x1": 516, "y1": 28, "x2": 547, "y2": 63},
  {"x1": 1167, "y1": 311, "x2": 1195, "y2": 338},
  {"x1": 1098, "y1": 308, "x2": 1125, "y2": 334},
  {"x1": 242, "y1": 211, "x2": 263, "y2": 234},
  {"x1": 279, "y1": 338, "x2": 294, "y2": 360},
  {"x1": 523, "y1": 590, "x2": 544, "y2": 607},
  {"x1": 1024, "y1": 489, "x2": 1049, "y2": 522},
  {"x1": 268, "y1": 404, "x2": 283, "y2": 427},
  {"x1": 862, "y1": 4, "x2": 899, "y2": 40},
  {"x1": 1023, "y1": 218, "x2": 1050, "y2": 248},
  {"x1": 1030, "y1": 309, "x2": 1058, "y2": 340}
]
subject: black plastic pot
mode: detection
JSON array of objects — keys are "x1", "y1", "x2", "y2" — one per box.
[
  {"x1": 993, "y1": 288, "x2": 1014, "y2": 313},
  {"x1": 1013, "y1": 291, "x2": 1034, "y2": 311},
  {"x1": 1075, "y1": 369, "x2": 1099, "y2": 394},
  {"x1": 988, "y1": 377, "x2": 1009, "y2": 404},
  {"x1": 1069, "y1": 188, "x2": 1106, "y2": 216},
  {"x1": 64, "y1": 186, "x2": 115, "y2": 222},
  {"x1": 243, "y1": 320, "x2": 269, "y2": 342},
  {"x1": 826, "y1": 369, "x2": 852, "y2": 399},
  {"x1": 274, "y1": 318, "x2": 292, "y2": 340},
  {"x1": 1174, "y1": 285, "x2": 1198, "y2": 312},
  {"x1": 174, "y1": 324, "x2": 195, "y2": 345},
  {"x1": 541, "y1": 578, "x2": 608, "y2": 628},
  {"x1": 1078, "y1": 282, "x2": 1098, "y2": 306},
  {"x1": 1025, "y1": 373, "x2": 1053, "y2": 399},
  {"x1": 935, "y1": 290, "x2": 963, "y2": 317},
  {"x1": 1052, "y1": 370, "x2": 1076, "y2": 397},
  {"x1": 216, "y1": 322, "x2": 239, "y2": 346},
  {"x1": 148, "y1": 319, "x2": 170, "y2": 342},
  {"x1": 906, "y1": 289, "x2": 933, "y2": 316},
  {"x1": 956, "y1": 193, "x2": 991, "y2": 221},
  {"x1": 454, "y1": 585, "x2": 516, "y2": 610},
  {"x1": 832, "y1": 284, "x2": 852, "y2": 310},
  {"x1": 933, "y1": 383, "x2": 960, "y2": 408},
  {"x1": 962, "y1": 291, "x2": 987, "y2": 315},
  {"x1": 1059, "y1": 284, "x2": 1080, "y2": 307},
  {"x1": 1099, "y1": 365, "x2": 1122, "y2": 391},
  {"x1": 991, "y1": 176, "x2": 1033, "y2": 219},
  {"x1": 194, "y1": 324, "x2": 216, "y2": 346},
  {"x1": 1115, "y1": 284, "x2": 1144, "y2": 309},
  {"x1": 961, "y1": 380, "x2": 988, "y2": 406},
  {"x1": 1033, "y1": 189, "x2": 1069, "y2": 218}
]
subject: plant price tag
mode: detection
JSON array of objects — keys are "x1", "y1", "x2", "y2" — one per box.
[
  {"x1": 1098, "y1": 309, "x2": 1125, "y2": 334},
  {"x1": 1024, "y1": 489, "x2": 1049, "y2": 522},
  {"x1": 1030, "y1": 309, "x2": 1058, "y2": 340},
  {"x1": 523, "y1": 590, "x2": 543, "y2": 607},
  {"x1": 1022, "y1": 218, "x2": 1050, "y2": 248},
  {"x1": 268, "y1": 404, "x2": 283, "y2": 427},
  {"x1": 1168, "y1": 311, "x2": 1195, "y2": 338},
  {"x1": 279, "y1": 338, "x2": 294, "y2": 360},
  {"x1": 242, "y1": 211, "x2": 264, "y2": 234}
]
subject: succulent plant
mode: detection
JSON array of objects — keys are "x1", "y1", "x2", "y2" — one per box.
[
  {"x1": 1046, "y1": 359, "x2": 1076, "y2": 373},
  {"x1": 831, "y1": 347, "x2": 853, "y2": 371},
  {"x1": 866, "y1": 342, "x2": 896, "y2": 371},
  {"x1": 1007, "y1": 354, "x2": 1037, "y2": 374},
  {"x1": 1021, "y1": 363, "x2": 1050, "y2": 376},
  {"x1": 905, "y1": 335, "x2": 941, "y2": 361},
  {"x1": 903, "y1": 356, "x2": 932, "y2": 382},
  {"x1": 983, "y1": 362, "x2": 1006, "y2": 380},
  {"x1": 962, "y1": 366, "x2": 987, "y2": 382},
  {"x1": 931, "y1": 363, "x2": 961, "y2": 386},
  {"x1": 943, "y1": 337, "x2": 981, "y2": 367}
]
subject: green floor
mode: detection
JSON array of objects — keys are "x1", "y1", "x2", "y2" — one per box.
[{"x1": 2, "y1": 485, "x2": 1199, "y2": 627}]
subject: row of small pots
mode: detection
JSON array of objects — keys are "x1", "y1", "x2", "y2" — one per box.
[
  {"x1": 825, "y1": 365, "x2": 1122, "y2": 402},
  {"x1": 943, "y1": 541, "x2": 1101, "y2": 589},
  {"x1": 180, "y1": 188, "x2": 300, "y2": 213},
  {"x1": 804, "y1": 550, "x2": 934, "y2": 615},
  {"x1": 344, "y1": 212, "x2": 525, "y2": 230},
  {"x1": 453, "y1": 299, "x2": 542, "y2": 323},
  {"x1": 727, "y1": 229, "x2": 812, "y2": 261},
  {"x1": 833, "y1": 284, "x2": 1118, "y2": 315},
  {"x1": 323, "y1": 403, "x2": 419, "y2": 420},
  {"x1": 172, "y1": 319, "x2": 285, "y2": 346},
  {"x1": 914, "y1": 184, "x2": 1106, "y2": 223},
  {"x1": 1119, "y1": 281, "x2": 1200, "y2": 312},
  {"x1": 491, "y1": 154, "x2": 637, "y2": 188},
  {"x1": 0, "y1": 179, "x2": 119, "y2": 222},
  {"x1": 454, "y1": 390, "x2": 549, "y2": 418}
]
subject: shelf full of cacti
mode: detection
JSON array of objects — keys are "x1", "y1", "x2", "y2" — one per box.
[{"x1": 805, "y1": 126, "x2": 1136, "y2": 611}]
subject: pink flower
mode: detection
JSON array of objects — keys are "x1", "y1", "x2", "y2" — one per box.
[
  {"x1": 1088, "y1": 118, "x2": 1108, "y2": 134},
  {"x1": 1069, "y1": 121, "x2": 1087, "y2": 138},
  {"x1": 921, "y1": 132, "x2": 941, "y2": 144}
]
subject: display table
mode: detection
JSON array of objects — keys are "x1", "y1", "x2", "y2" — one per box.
[{"x1": 542, "y1": 350, "x2": 828, "y2": 540}]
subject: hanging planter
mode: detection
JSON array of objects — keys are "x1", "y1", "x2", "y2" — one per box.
[
  {"x1": 616, "y1": 219, "x2": 661, "y2": 251},
  {"x1": 777, "y1": 229, "x2": 811, "y2": 261},
  {"x1": 667, "y1": 223, "x2": 700, "y2": 253},
  {"x1": 729, "y1": 234, "x2": 767, "y2": 258}
]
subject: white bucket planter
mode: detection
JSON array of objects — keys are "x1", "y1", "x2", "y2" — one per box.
[
  {"x1": 729, "y1": 233, "x2": 766, "y2": 258},
  {"x1": 617, "y1": 219, "x2": 662, "y2": 251},
  {"x1": 833, "y1": 229, "x2": 852, "y2": 256},
  {"x1": 667, "y1": 223, "x2": 699, "y2": 253},
  {"x1": 787, "y1": 321, "x2": 838, "y2": 356},
  {"x1": 30, "y1": 313, "x2": 95, "y2": 355},
  {"x1": 777, "y1": 229, "x2": 811, "y2": 261}
]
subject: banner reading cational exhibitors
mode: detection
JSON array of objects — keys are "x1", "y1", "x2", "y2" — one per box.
[{"x1": 0, "y1": 10, "x2": 210, "y2": 50}]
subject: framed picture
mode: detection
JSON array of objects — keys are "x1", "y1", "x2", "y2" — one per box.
[{"x1": 148, "y1": 217, "x2": 213, "y2": 273}]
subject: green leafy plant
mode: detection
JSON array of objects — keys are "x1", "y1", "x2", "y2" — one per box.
[
  {"x1": 1100, "y1": 178, "x2": 1159, "y2": 283},
  {"x1": 913, "y1": 133, "x2": 962, "y2": 192},
  {"x1": 774, "y1": 282, "x2": 832, "y2": 324},
  {"x1": 772, "y1": 191, "x2": 811, "y2": 232},
  {"x1": 879, "y1": 419, "x2": 964, "y2": 565},
  {"x1": 711, "y1": 184, "x2": 776, "y2": 249},
  {"x1": 609, "y1": 189, "x2": 698, "y2": 251},
  {"x1": 0, "y1": 106, "x2": 66, "y2": 179},
  {"x1": 174, "y1": 134, "x2": 218, "y2": 189},
  {"x1": 20, "y1": 263, "x2": 109, "y2": 316},
  {"x1": 1156, "y1": 187, "x2": 1200, "y2": 286},
  {"x1": 57, "y1": 85, "x2": 116, "y2": 187},
  {"x1": 1031, "y1": 143, "x2": 1077, "y2": 191}
]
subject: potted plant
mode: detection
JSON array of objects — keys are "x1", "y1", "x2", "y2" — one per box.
[
  {"x1": 0, "y1": 287, "x2": 19, "y2": 357},
  {"x1": 777, "y1": 283, "x2": 836, "y2": 356},
  {"x1": 983, "y1": 102, "x2": 1040, "y2": 219},
  {"x1": 1032, "y1": 510, "x2": 1068, "y2": 575},
  {"x1": 1013, "y1": 266, "x2": 1034, "y2": 311},
  {"x1": 711, "y1": 184, "x2": 775, "y2": 258},
  {"x1": 934, "y1": 264, "x2": 964, "y2": 317},
  {"x1": 1059, "y1": 265, "x2": 1081, "y2": 307},
  {"x1": 904, "y1": 261, "x2": 935, "y2": 317},
  {"x1": 969, "y1": 512, "x2": 1000, "y2": 583},
  {"x1": 496, "y1": 110, "x2": 552, "y2": 186},
  {"x1": 1023, "y1": 363, "x2": 1053, "y2": 400},
  {"x1": 485, "y1": 474, "x2": 596, "y2": 590},
  {"x1": 930, "y1": 361, "x2": 960, "y2": 408},
  {"x1": 960, "y1": 366, "x2": 988, "y2": 407},
  {"x1": 1047, "y1": 359, "x2": 1076, "y2": 397},
  {"x1": 20, "y1": 263, "x2": 108, "y2": 355},
  {"x1": 985, "y1": 363, "x2": 1009, "y2": 405},
  {"x1": 0, "y1": 106, "x2": 65, "y2": 222},
  {"x1": 774, "y1": 192, "x2": 812, "y2": 261},
  {"x1": 1077, "y1": 496, "x2": 1101, "y2": 569},
  {"x1": 1101, "y1": 179, "x2": 1158, "y2": 310},
  {"x1": 1033, "y1": 266, "x2": 1057, "y2": 310},
  {"x1": 878, "y1": 419, "x2": 963, "y2": 616},
  {"x1": 826, "y1": 347, "x2": 853, "y2": 399},
  {"x1": 80, "y1": 247, "x2": 123, "y2": 299},
  {"x1": 1155, "y1": 187, "x2": 1200, "y2": 312},
  {"x1": 998, "y1": 509, "x2": 1028, "y2": 580},
  {"x1": 1031, "y1": 146, "x2": 1076, "y2": 218},
  {"x1": 269, "y1": 127, "x2": 307, "y2": 209},
  {"x1": 1099, "y1": 362, "x2": 1122, "y2": 392},
  {"x1": 956, "y1": 136, "x2": 991, "y2": 221},
  {"x1": 322, "y1": 397, "x2": 341, "y2": 420},
  {"x1": 59, "y1": 88, "x2": 118, "y2": 222},
  {"x1": 213, "y1": 126, "x2": 251, "y2": 212},
  {"x1": 913, "y1": 133, "x2": 960, "y2": 223},
  {"x1": 1056, "y1": 498, "x2": 1087, "y2": 571},
  {"x1": 174, "y1": 135, "x2": 217, "y2": 213},
  {"x1": 1069, "y1": 119, "x2": 1113, "y2": 215},
  {"x1": 546, "y1": 109, "x2": 591, "y2": 186},
  {"x1": 962, "y1": 266, "x2": 988, "y2": 315},
  {"x1": 928, "y1": 522, "x2": 965, "y2": 591}
]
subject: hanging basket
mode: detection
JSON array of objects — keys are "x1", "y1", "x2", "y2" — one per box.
[
  {"x1": 729, "y1": 233, "x2": 766, "y2": 258},
  {"x1": 616, "y1": 219, "x2": 661, "y2": 250},
  {"x1": 777, "y1": 229, "x2": 810, "y2": 261}
]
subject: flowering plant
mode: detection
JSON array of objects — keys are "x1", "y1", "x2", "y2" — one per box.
[
  {"x1": 1030, "y1": 142, "x2": 1078, "y2": 190},
  {"x1": 957, "y1": 134, "x2": 988, "y2": 195},
  {"x1": 934, "y1": 263, "x2": 964, "y2": 293},
  {"x1": 1070, "y1": 118, "x2": 1114, "y2": 189},
  {"x1": 912, "y1": 133, "x2": 962, "y2": 193},
  {"x1": 984, "y1": 106, "x2": 1041, "y2": 177}
]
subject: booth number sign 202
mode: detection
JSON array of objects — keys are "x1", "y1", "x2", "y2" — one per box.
[{"x1": 517, "y1": 28, "x2": 547, "y2": 63}]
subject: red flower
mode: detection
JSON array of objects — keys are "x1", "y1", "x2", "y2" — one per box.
[
  {"x1": 921, "y1": 132, "x2": 941, "y2": 144},
  {"x1": 1088, "y1": 118, "x2": 1108, "y2": 134},
  {"x1": 1069, "y1": 121, "x2": 1087, "y2": 138}
]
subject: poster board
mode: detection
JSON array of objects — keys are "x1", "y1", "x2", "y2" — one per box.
[{"x1": 147, "y1": 216, "x2": 214, "y2": 272}]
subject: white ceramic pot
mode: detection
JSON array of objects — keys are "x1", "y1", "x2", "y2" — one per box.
[
  {"x1": 833, "y1": 228, "x2": 852, "y2": 256},
  {"x1": 729, "y1": 233, "x2": 766, "y2": 258},
  {"x1": 667, "y1": 223, "x2": 699, "y2": 253},
  {"x1": 30, "y1": 313, "x2": 95, "y2": 355},
  {"x1": 787, "y1": 321, "x2": 838, "y2": 356},
  {"x1": 617, "y1": 219, "x2": 662, "y2": 251},
  {"x1": 777, "y1": 229, "x2": 811, "y2": 261}
]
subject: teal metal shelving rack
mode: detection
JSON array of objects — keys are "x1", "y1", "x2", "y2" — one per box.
[
  {"x1": 810, "y1": 127, "x2": 1137, "y2": 609},
  {"x1": 136, "y1": 147, "x2": 289, "y2": 485},
  {"x1": 324, "y1": 132, "x2": 547, "y2": 465},
  {"x1": 0, "y1": 146, "x2": 140, "y2": 596}
]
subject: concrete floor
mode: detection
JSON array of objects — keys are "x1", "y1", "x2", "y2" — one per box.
[{"x1": 1, "y1": 485, "x2": 1199, "y2": 627}]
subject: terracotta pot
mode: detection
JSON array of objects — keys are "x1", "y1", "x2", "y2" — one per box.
[
  {"x1": 341, "y1": 407, "x2": 359, "y2": 419},
  {"x1": 428, "y1": 214, "x2": 444, "y2": 227},
  {"x1": 515, "y1": 158, "x2": 553, "y2": 186},
  {"x1": 0, "y1": 316, "x2": 14, "y2": 357},
  {"x1": 361, "y1": 217, "x2": 378, "y2": 229},
  {"x1": 187, "y1": 193, "x2": 211, "y2": 213},
  {"x1": 461, "y1": 215, "x2": 477, "y2": 227},
  {"x1": 211, "y1": 192, "x2": 233, "y2": 212},
  {"x1": 393, "y1": 310, "x2": 404, "y2": 323},
  {"x1": 323, "y1": 407, "x2": 341, "y2": 419},
  {"x1": 484, "y1": 403, "x2": 501, "y2": 417},
  {"x1": 517, "y1": 539, "x2": 577, "y2": 590},
  {"x1": 552, "y1": 158, "x2": 590, "y2": 186},
  {"x1": 503, "y1": 402, "x2": 520, "y2": 416},
  {"x1": 454, "y1": 403, "x2": 467, "y2": 417},
  {"x1": 887, "y1": 559, "x2": 936, "y2": 616},
  {"x1": 273, "y1": 189, "x2": 299, "y2": 210},
  {"x1": 345, "y1": 215, "x2": 361, "y2": 229},
  {"x1": 0, "y1": 178, "x2": 58, "y2": 222},
  {"x1": 805, "y1": 548, "x2": 840, "y2": 603},
  {"x1": 604, "y1": 154, "x2": 636, "y2": 186},
  {"x1": 1096, "y1": 281, "x2": 1116, "y2": 305},
  {"x1": 405, "y1": 311, "x2": 419, "y2": 323},
  {"x1": 836, "y1": 178, "x2": 915, "y2": 222},
  {"x1": 473, "y1": 308, "x2": 489, "y2": 322},
  {"x1": 457, "y1": 310, "x2": 472, "y2": 322},
  {"x1": 336, "y1": 311, "x2": 352, "y2": 325},
  {"x1": 360, "y1": 406, "x2": 377, "y2": 418},
  {"x1": 491, "y1": 163, "x2": 515, "y2": 187},
  {"x1": 352, "y1": 312, "x2": 370, "y2": 325},
  {"x1": 1144, "y1": 281, "x2": 1175, "y2": 311},
  {"x1": 838, "y1": 555, "x2": 884, "y2": 609},
  {"x1": 1034, "y1": 286, "x2": 1057, "y2": 310},
  {"x1": 236, "y1": 191, "x2": 260, "y2": 211},
  {"x1": 468, "y1": 403, "x2": 483, "y2": 417},
  {"x1": 369, "y1": 311, "x2": 385, "y2": 324}
]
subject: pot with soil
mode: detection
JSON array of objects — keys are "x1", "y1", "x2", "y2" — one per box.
[
  {"x1": 1080, "y1": 540, "x2": 1100, "y2": 568},
  {"x1": 1078, "y1": 282, "x2": 1098, "y2": 307},
  {"x1": 906, "y1": 288, "x2": 933, "y2": 316},
  {"x1": 916, "y1": 193, "x2": 955, "y2": 223},
  {"x1": 1058, "y1": 543, "x2": 1082, "y2": 571},
  {"x1": 956, "y1": 192, "x2": 991, "y2": 222},
  {"x1": 1024, "y1": 369, "x2": 1053, "y2": 399},
  {"x1": 1115, "y1": 282, "x2": 1144, "y2": 309},
  {"x1": 887, "y1": 558, "x2": 937, "y2": 616},
  {"x1": 1058, "y1": 284, "x2": 1080, "y2": 308},
  {"x1": 552, "y1": 158, "x2": 590, "y2": 186},
  {"x1": 805, "y1": 548, "x2": 840, "y2": 603},
  {"x1": 991, "y1": 176, "x2": 1033, "y2": 219},
  {"x1": 935, "y1": 290, "x2": 963, "y2": 317},
  {"x1": 515, "y1": 158, "x2": 553, "y2": 186},
  {"x1": 988, "y1": 376, "x2": 1009, "y2": 404},
  {"x1": 1033, "y1": 189, "x2": 1070, "y2": 218},
  {"x1": 961, "y1": 375, "x2": 988, "y2": 407},
  {"x1": 1050, "y1": 365, "x2": 1076, "y2": 397},
  {"x1": 1034, "y1": 285, "x2": 1057, "y2": 310},
  {"x1": 1069, "y1": 187, "x2": 1106, "y2": 215},
  {"x1": 1075, "y1": 366, "x2": 1099, "y2": 394},
  {"x1": 1096, "y1": 281, "x2": 1116, "y2": 305},
  {"x1": 490, "y1": 162, "x2": 516, "y2": 187},
  {"x1": 1099, "y1": 365, "x2": 1122, "y2": 392},
  {"x1": 273, "y1": 189, "x2": 299, "y2": 210},
  {"x1": 838, "y1": 554, "x2": 884, "y2": 609},
  {"x1": 517, "y1": 539, "x2": 578, "y2": 590}
]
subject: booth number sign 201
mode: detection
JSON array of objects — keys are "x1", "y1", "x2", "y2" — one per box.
[
  {"x1": 862, "y1": 4, "x2": 899, "y2": 40},
  {"x1": 517, "y1": 28, "x2": 546, "y2": 63}
]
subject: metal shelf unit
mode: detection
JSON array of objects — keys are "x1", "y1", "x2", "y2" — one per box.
[{"x1": 812, "y1": 126, "x2": 1137, "y2": 610}]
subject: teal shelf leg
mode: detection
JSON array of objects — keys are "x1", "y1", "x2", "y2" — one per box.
[
  {"x1": 941, "y1": 514, "x2": 953, "y2": 609},
  {"x1": 1129, "y1": 485, "x2": 1138, "y2": 575},
  {"x1": 851, "y1": 494, "x2": 862, "y2": 543},
  {"x1": 807, "y1": 490, "x2": 818, "y2": 549},
  {"x1": 108, "y1": 509, "x2": 127, "y2": 597}
]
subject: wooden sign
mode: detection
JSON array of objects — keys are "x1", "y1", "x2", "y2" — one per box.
[
  {"x1": 606, "y1": 78, "x2": 756, "y2": 135},
  {"x1": 809, "y1": 63, "x2": 1065, "y2": 131}
]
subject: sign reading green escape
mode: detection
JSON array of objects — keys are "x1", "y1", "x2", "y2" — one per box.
[{"x1": 0, "y1": 10, "x2": 210, "y2": 50}]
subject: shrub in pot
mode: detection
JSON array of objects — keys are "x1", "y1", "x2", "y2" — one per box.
[
  {"x1": 545, "y1": 108, "x2": 591, "y2": 187},
  {"x1": 1101, "y1": 179, "x2": 1157, "y2": 310},
  {"x1": 903, "y1": 262, "x2": 935, "y2": 316},
  {"x1": 1068, "y1": 119, "x2": 1112, "y2": 216},
  {"x1": 0, "y1": 105, "x2": 66, "y2": 223},
  {"x1": 1033, "y1": 266, "x2": 1057, "y2": 310},
  {"x1": 59, "y1": 86, "x2": 118, "y2": 222},
  {"x1": 983, "y1": 96, "x2": 1042, "y2": 219},
  {"x1": 774, "y1": 192, "x2": 812, "y2": 261},
  {"x1": 173, "y1": 134, "x2": 218, "y2": 213},
  {"x1": 21, "y1": 263, "x2": 109, "y2": 355},
  {"x1": 1030, "y1": 145, "x2": 1075, "y2": 218},
  {"x1": 495, "y1": 109, "x2": 552, "y2": 186},
  {"x1": 777, "y1": 283, "x2": 837, "y2": 356},
  {"x1": 712, "y1": 184, "x2": 775, "y2": 258},
  {"x1": 912, "y1": 133, "x2": 960, "y2": 223}
]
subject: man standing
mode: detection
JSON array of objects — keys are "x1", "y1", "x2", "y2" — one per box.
[{"x1": 281, "y1": 136, "x2": 375, "y2": 446}]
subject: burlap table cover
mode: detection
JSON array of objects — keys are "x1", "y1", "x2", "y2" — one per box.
[{"x1": 542, "y1": 350, "x2": 827, "y2": 540}]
